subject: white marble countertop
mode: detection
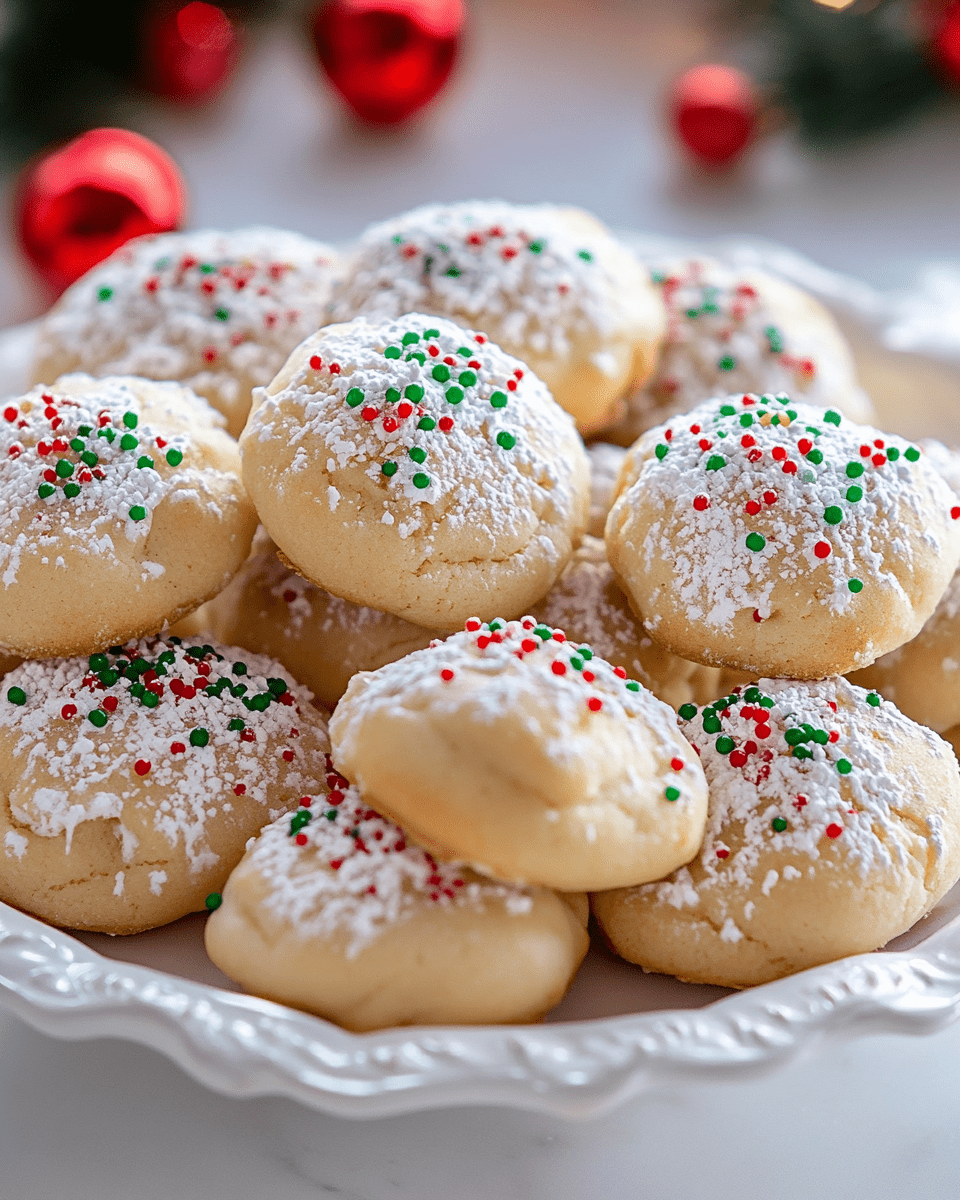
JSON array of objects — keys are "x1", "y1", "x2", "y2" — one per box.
[{"x1": 3, "y1": 3, "x2": 960, "y2": 1195}]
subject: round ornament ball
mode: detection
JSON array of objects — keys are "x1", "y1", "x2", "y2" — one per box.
[
  {"x1": 932, "y1": 3, "x2": 960, "y2": 86},
  {"x1": 16, "y1": 128, "x2": 186, "y2": 294},
  {"x1": 670, "y1": 64, "x2": 758, "y2": 166},
  {"x1": 310, "y1": 0, "x2": 464, "y2": 124},
  {"x1": 140, "y1": 1, "x2": 240, "y2": 102}
]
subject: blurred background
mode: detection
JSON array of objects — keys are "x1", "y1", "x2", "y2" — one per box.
[{"x1": 1, "y1": 0, "x2": 959, "y2": 325}]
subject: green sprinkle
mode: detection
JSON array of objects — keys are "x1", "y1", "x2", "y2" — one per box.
[
  {"x1": 384, "y1": 387, "x2": 400, "y2": 404},
  {"x1": 848, "y1": 578, "x2": 863, "y2": 593},
  {"x1": 342, "y1": 388, "x2": 363, "y2": 408},
  {"x1": 267, "y1": 678, "x2": 288, "y2": 696},
  {"x1": 70, "y1": 438, "x2": 84, "y2": 452},
  {"x1": 122, "y1": 412, "x2": 138, "y2": 429},
  {"x1": 579, "y1": 647, "x2": 593, "y2": 660},
  {"x1": 432, "y1": 364, "x2": 450, "y2": 382},
  {"x1": 703, "y1": 714, "x2": 722, "y2": 734},
  {"x1": 381, "y1": 461, "x2": 398, "y2": 477},
  {"x1": 824, "y1": 410, "x2": 841, "y2": 426},
  {"x1": 446, "y1": 387, "x2": 464, "y2": 405},
  {"x1": 772, "y1": 817, "x2": 788, "y2": 833},
  {"x1": 488, "y1": 620, "x2": 504, "y2": 631},
  {"x1": 496, "y1": 431, "x2": 516, "y2": 450},
  {"x1": 740, "y1": 413, "x2": 754, "y2": 427},
  {"x1": 406, "y1": 351, "x2": 426, "y2": 365},
  {"x1": 786, "y1": 409, "x2": 798, "y2": 421},
  {"x1": 528, "y1": 240, "x2": 544, "y2": 253},
  {"x1": 37, "y1": 483, "x2": 55, "y2": 499},
  {"x1": 765, "y1": 325, "x2": 784, "y2": 353},
  {"x1": 719, "y1": 404, "x2": 736, "y2": 416},
  {"x1": 199, "y1": 263, "x2": 215, "y2": 273},
  {"x1": 846, "y1": 462, "x2": 864, "y2": 479},
  {"x1": 746, "y1": 532, "x2": 766, "y2": 552},
  {"x1": 456, "y1": 347, "x2": 473, "y2": 357},
  {"x1": 423, "y1": 328, "x2": 440, "y2": 339},
  {"x1": 678, "y1": 704, "x2": 697, "y2": 720},
  {"x1": 686, "y1": 307, "x2": 700, "y2": 319},
  {"x1": 128, "y1": 505, "x2": 146, "y2": 522},
  {"x1": 404, "y1": 384, "x2": 424, "y2": 402},
  {"x1": 137, "y1": 456, "x2": 155, "y2": 470},
  {"x1": 812, "y1": 729, "x2": 829, "y2": 745},
  {"x1": 706, "y1": 455, "x2": 725, "y2": 471},
  {"x1": 97, "y1": 286, "x2": 113, "y2": 301},
  {"x1": 215, "y1": 308, "x2": 229, "y2": 321},
  {"x1": 867, "y1": 692, "x2": 881, "y2": 707},
  {"x1": 784, "y1": 728, "x2": 807, "y2": 746},
  {"x1": 759, "y1": 697, "x2": 774, "y2": 709},
  {"x1": 490, "y1": 391, "x2": 508, "y2": 409},
  {"x1": 905, "y1": 447, "x2": 920, "y2": 461},
  {"x1": 97, "y1": 427, "x2": 116, "y2": 442},
  {"x1": 81, "y1": 450, "x2": 98, "y2": 467},
  {"x1": 715, "y1": 736, "x2": 735, "y2": 754},
  {"x1": 887, "y1": 447, "x2": 900, "y2": 462},
  {"x1": 63, "y1": 482, "x2": 80, "y2": 498},
  {"x1": 325, "y1": 810, "x2": 338, "y2": 821},
  {"x1": 744, "y1": 688, "x2": 761, "y2": 702},
  {"x1": 88, "y1": 709, "x2": 107, "y2": 727},
  {"x1": 402, "y1": 332, "x2": 420, "y2": 346},
  {"x1": 6, "y1": 686, "x2": 26, "y2": 705},
  {"x1": 391, "y1": 234, "x2": 403, "y2": 244},
  {"x1": 846, "y1": 485, "x2": 863, "y2": 503},
  {"x1": 534, "y1": 626, "x2": 552, "y2": 640},
  {"x1": 444, "y1": 265, "x2": 461, "y2": 277},
  {"x1": 120, "y1": 433, "x2": 138, "y2": 451},
  {"x1": 289, "y1": 809, "x2": 312, "y2": 835},
  {"x1": 718, "y1": 356, "x2": 736, "y2": 372},
  {"x1": 190, "y1": 728, "x2": 210, "y2": 748},
  {"x1": 412, "y1": 472, "x2": 431, "y2": 489},
  {"x1": 409, "y1": 447, "x2": 427, "y2": 464},
  {"x1": 459, "y1": 370, "x2": 477, "y2": 387},
  {"x1": 837, "y1": 759, "x2": 853, "y2": 774},
  {"x1": 141, "y1": 690, "x2": 159, "y2": 709},
  {"x1": 626, "y1": 681, "x2": 640, "y2": 692},
  {"x1": 665, "y1": 786, "x2": 680, "y2": 802},
  {"x1": 824, "y1": 506, "x2": 843, "y2": 525},
  {"x1": 165, "y1": 449, "x2": 183, "y2": 467},
  {"x1": 655, "y1": 444, "x2": 669, "y2": 460},
  {"x1": 55, "y1": 459, "x2": 73, "y2": 478},
  {"x1": 384, "y1": 346, "x2": 401, "y2": 359},
  {"x1": 77, "y1": 425, "x2": 92, "y2": 437},
  {"x1": 569, "y1": 656, "x2": 583, "y2": 671},
  {"x1": 793, "y1": 746, "x2": 813, "y2": 760},
  {"x1": 806, "y1": 449, "x2": 823, "y2": 465},
  {"x1": 205, "y1": 893, "x2": 222, "y2": 911},
  {"x1": 417, "y1": 416, "x2": 436, "y2": 431},
  {"x1": 577, "y1": 249, "x2": 593, "y2": 261}
]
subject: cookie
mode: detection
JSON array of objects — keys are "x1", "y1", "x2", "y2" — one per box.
[
  {"x1": 327, "y1": 201, "x2": 665, "y2": 433},
  {"x1": 0, "y1": 374, "x2": 257, "y2": 658},
  {"x1": 330, "y1": 617, "x2": 709, "y2": 891},
  {"x1": 201, "y1": 528, "x2": 438, "y2": 708},
  {"x1": 592, "y1": 677, "x2": 960, "y2": 988},
  {"x1": 599, "y1": 256, "x2": 872, "y2": 445},
  {"x1": 606, "y1": 393, "x2": 960, "y2": 678},
  {"x1": 240, "y1": 314, "x2": 590, "y2": 631},
  {"x1": 32, "y1": 228, "x2": 340, "y2": 437},
  {"x1": 0, "y1": 637, "x2": 329, "y2": 934},
  {"x1": 529, "y1": 535, "x2": 724, "y2": 710},
  {"x1": 205, "y1": 766, "x2": 589, "y2": 1030}
]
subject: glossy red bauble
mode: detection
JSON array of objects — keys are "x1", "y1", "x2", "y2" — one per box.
[
  {"x1": 140, "y1": 2, "x2": 240, "y2": 102},
  {"x1": 311, "y1": 0, "x2": 464, "y2": 124},
  {"x1": 16, "y1": 128, "x2": 186, "y2": 293},
  {"x1": 671, "y1": 64, "x2": 758, "y2": 167},
  {"x1": 932, "y1": 3, "x2": 960, "y2": 86}
]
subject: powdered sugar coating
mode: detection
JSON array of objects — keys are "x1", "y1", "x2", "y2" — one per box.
[
  {"x1": 606, "y1": 392, "x2": 960, "y2": 676},
  {"x1": 328, "y1": 201, "x2": 664, "y2": 430},
  {"x1": 0, "y1": 636, "x2": 328, "y2": 871},
  {"x1": 601, "y1": 257, "x2": 871, "y2": 443},
  {"x1": 33, "y1": 228, "x2": 340, "y2": 435},
  {"x1": 241, "y1": 313, "x2": 589, "y2": 629},
  {"x1": 242, "y1": 767, "x2": 534, "y2": 958}
]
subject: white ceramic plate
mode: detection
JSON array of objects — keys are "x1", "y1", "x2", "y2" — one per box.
[{"x1": 2, "y1": 241, "x2": 960, "y2": 1121}]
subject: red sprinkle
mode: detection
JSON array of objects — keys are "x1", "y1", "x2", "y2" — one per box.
[
  {"x1": 794, "y1": 795, "x2": 808, "y2": 810},
  {"x1": 670, "y1": 758, "x2": 684, "y2": 770},
  {"x1": 698, "y1": 438, "x2": 712, "y2": 451},
  {"x1": 134, "y1": 760, "x2": 151, "y2": 776},
  {"x1": 361, "y1": 407, "x2": 378, "y2": 422},
  {"x1": 798, "y1": 438, "x2": 813, "y2": 455},
  {"x1": 582, "y1": 670, "x2": 595, "y2": 682},
  {"x1": 614, "y1": 666, "x2": 627, "y2": 679},
  {"x1": 782, "y1": 460, "x2": 798, "y2": 475},
  {"x1": 693, "y1": 495, "x2": 710, "y2": 511},
  {"x1": 440, "y1": 668, "x2": 455, "y2": 682},
  {"x1": 295, "y1": 833, "x2": 308, "y2": 845},
  {"x1": 551, "y1": 661, "x2": 566, "y2": 676},
  {"x1": 747, "y1": 448, "x2": 763, "y2": 463},
  {"x1": 102, "y1": 696, "x2": 118, "y2": 713},
  {"x1": 872, "y1": 454, "x2": 886, "y2": 467},
  {"x1": 171, "y1": 742, "x2": 185, "y2": 754},
  {"x1": 465, "y1": 617, "x2": 482, "y2": 631},
  {"x1": 234, "y1": 784, "x2": 246, "y2": 795},
  {"x1": 587, "y1": 697, "x2": 603, "y2": 712},
  {"x1": 814, "y1": 541, "x2": 831, "y2": 559},
  {"x1": 716, "y1": 848, "x2": 729, "y2": 859},
  {"x1": 309, "y1": 355, "x2": 323, "y2": 370},
  {"x1": 752, "y1": 609, "x2": 763, "y2": 623},
  {"x1": 521, "y1": 639, "x2": 537, "y2": 653},
  {"x1": 745, "y1": 500, "x2": 761, "y2": 516},
  {"x1": 860, "y1": 444, "x2": 871, "y2": 458},
  {"x1": 763, "y1": 490, "x2": 777, "y2": 505},
  {"x1": 2, "y1": 407, "x2": 16, "y2": 422},
  {"x1": 329, "y1": 363, "x2": 341, "y2": 374},
  {"x1": 755, "y1": 723, "x2": 771, "y2": 739},
  {"x1": 382, "y1": 417, "x2": 399, "y2": 433},
  {"x1": 951, "y1": 507, "x2": 960, "y2": 520},
  {"x1": 741, "y1": 434, "x2": 756, "y2": 448},
  {"x1": 729, "y1": 750, "x2": 747, "y2": 768},
  {"x1": 771, "y1": 446, "x2": 787, "y2": 462},
  {"x1": 60, "y1": 704, "x2": 77, "y2": 719},
  {"x1": 438, "y1": 416, "x2": 454, "y2": 432},
  {"x1": 826, "y1": 823, "x2": 843, "y2": 839},
  {"x1": 828, "y1": 730, "x2": 840, "y2": 743}
]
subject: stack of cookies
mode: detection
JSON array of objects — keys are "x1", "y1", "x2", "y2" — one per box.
[{"x1": 2, "y1": 202, "x2": 958, "y2": 1033}]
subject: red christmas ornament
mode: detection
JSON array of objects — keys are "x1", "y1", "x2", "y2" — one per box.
[
  {"x1": 311, "y1": 0, "x2": 464, "y2": 124},
  {"x1": 16, "y1": 128, "x2": 186, "y2": 293},
  {"x1": 140, "y1": 2, "x2": 240, "y2": 102},
  {"x1": 671, "y1": 64, "x2": 758, "y2": 167},
  {"x1": 932, "y1": 3, "x2": 960, "y2": 86}
]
